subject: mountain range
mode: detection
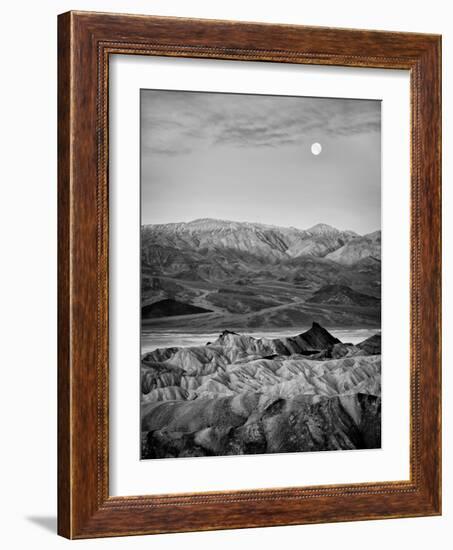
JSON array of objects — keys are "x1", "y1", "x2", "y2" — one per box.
[
  {"x1": 142, "y1": 218, "x2": 379, "y2": 264},
  {"x1": 141, "y1": 218, "x2": 381, "y2": 329}
]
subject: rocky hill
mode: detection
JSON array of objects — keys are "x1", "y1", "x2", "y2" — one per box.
[
  {"x1": 142, "y1": 299, "x2": 212, "y2": 319},
  {"x1": 141, "y1": 323, "x2": 381, "y2": 459},
  {"x1": 325, "y1": 230, "x2": 381, "y2": 265},
  {"x1": 307, "y1": 284, "x2": 380, "y2": 307}
]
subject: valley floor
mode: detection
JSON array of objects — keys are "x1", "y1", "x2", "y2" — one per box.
[{"x1": 141, "y1": 274, "x2": 381, "y2": 330}]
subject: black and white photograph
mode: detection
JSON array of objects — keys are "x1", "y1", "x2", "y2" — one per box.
[
  {"x1": 1, "y1": 1, "x2": 446, "y2": 545},
  {"x1": 140, "y1": 89, "x2": 382, "y2": 460}
]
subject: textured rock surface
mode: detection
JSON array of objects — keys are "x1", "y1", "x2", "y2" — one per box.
[
  {"x1": 141, "y1": 323, "x2": 381, "y2": 459},
  {"x1": 142, "y1": 219, "x2": 360, "y2": 262},
  {"x1": 307, "y1": 284, "x2": 380, "y2": 307},
  {"x1": 357, "y1": 333, "x2": 381, "y2": 355},
  {"x1": 325, "y1": 230, "x2": 381, "y2": 265}
]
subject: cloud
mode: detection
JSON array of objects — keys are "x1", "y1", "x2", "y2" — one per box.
[{"x1": 141, "y1": 90, "x2": 380, "y2": 156}]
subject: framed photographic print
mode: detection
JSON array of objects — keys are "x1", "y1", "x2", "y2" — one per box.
[{"x1": 58, "y1": 11, "x2": 441, "y2": 539}]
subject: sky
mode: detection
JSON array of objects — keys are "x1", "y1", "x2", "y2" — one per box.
[{"x1": 141, "y1": 89, "x2": 381, "y2": 235}]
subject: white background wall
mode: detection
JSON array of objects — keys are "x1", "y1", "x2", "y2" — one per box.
[{"x1": 0, "y1": 1, "x2": 450, "y2": 548}]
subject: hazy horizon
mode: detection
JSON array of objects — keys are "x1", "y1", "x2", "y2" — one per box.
[{"x1": 141, "y1": 89, "x2": 381, "y2": 234}]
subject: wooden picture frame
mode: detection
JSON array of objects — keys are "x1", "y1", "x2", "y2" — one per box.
[{"x1": 58, "y1": 10, "x2": 441, "y2": 539}]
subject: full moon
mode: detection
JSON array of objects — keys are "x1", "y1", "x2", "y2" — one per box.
[{"x1": 311, "y1": 142, "x2": 322, "y2": 156}]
